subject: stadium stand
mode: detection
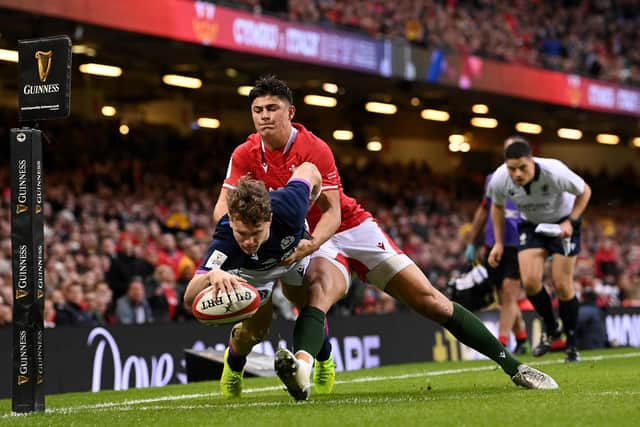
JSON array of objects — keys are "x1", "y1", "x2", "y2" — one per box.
[{"x1": 1, "y1": 116, "x2": 639, "y2": 327}]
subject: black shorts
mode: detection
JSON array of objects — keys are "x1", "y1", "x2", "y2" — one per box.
[
  {"x1": 517, "y1": 217, "x2": 582, "y2": 256},
  {"x1": 484, "y1": 246, "x2": 519, "y2": 288}
]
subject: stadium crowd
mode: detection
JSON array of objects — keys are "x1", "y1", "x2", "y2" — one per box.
[
  {"x1": 229, "y1": 0, "x2": 640, "y2": 86},
  {"x1": 0, "y1": 120, "x2": 639, "y2": 330}
]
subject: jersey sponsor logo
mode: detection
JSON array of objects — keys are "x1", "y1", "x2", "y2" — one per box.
[
  {"x1": 280, "y1": 236, "x2": 295, "y2": 249},
  {"x1": 205, "y1": 250, "x2": 227, "y2": 270}
]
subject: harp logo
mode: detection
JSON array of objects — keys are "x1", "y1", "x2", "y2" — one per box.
[{"x1": 35, "y1": 50, "x2": 53, "y2": 82}]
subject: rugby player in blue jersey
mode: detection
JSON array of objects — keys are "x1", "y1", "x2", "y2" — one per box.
[
  {"x1": 184, "y1": 162, "x2": 321, "y2": 397},
  {"x1": 488, "y1": 137, "x2": 592, "y2": 362}
]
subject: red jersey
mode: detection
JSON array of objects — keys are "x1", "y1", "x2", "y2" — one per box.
[{"x1": 223, "y1": 123, "x2": 371, "y2": 233}]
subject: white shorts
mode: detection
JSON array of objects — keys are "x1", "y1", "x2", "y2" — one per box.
[
  {"x1": 227, "y1": 256, "x2": 309, "y2": 306},
  {"x1": 310, "y1": 218, "x2": 413, "y2": 291}
]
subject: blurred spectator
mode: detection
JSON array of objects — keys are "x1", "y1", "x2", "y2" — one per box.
[
  {"x1": 54, "y1": 282, "x2": 98, "y2": 326},
  {"x1": 115, "y1": 278, "x2": 154, "y2": 325},
  {"x1": 594, "y1": 237, "x2": 619, "y2": 279},
  {"x1": 146, "y1": 265, "x2": 183, "y2": 322},
  {"x1": 0, "y1": 303, "x2": 11, "y2": 326},
  {"x1": 576, "y1": 288, "x2": 607, "y2": 350},
  {"x1": 105, "y1": 236, "x2": 154, "y2": 300},
  {"x1": 44, "y1": 299, "x2": 56, "y2": 328}
]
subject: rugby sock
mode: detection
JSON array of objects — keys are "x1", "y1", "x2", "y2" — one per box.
[
  {"x1": 499, "y1": 335, "x2": 509, "y2": 346},
  {"x1": 527, "y1": 288, "x2": 559, "y2": 333},
  {"x1": 227, "y1": 343, "x2": 247, "y2": 372},
  {"x1": 443, "y1": 302, "x2": 521, "y2": 376},
  {"x1": 293, "y1": 306, "x2": 326, "y2": 357},
  {"x1": 515, "y1": 330, "x2": 528, "y2": 344},
  {"x1": 315, "y1": 322, "x2": 332, "y2": 362},
  {"x1": 559, "y1": 297, "x2": 579, "y2": 348}
]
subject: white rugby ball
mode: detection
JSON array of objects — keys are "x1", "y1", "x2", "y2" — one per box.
[{"x1": 192, "y1": 283, "x2": 261, "y2": 326}]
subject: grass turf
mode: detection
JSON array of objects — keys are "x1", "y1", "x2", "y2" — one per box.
[{"x1": 1, "y1": 348, "x2": 639, "y2": 426}]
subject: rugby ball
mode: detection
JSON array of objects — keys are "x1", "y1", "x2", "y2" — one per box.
[{"x1": 192, "y1": 283, "x2": 261, "y2": 326}]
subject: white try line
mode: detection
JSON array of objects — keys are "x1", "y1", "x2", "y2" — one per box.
[{"x1": 3, "y1": 351, "x2": 640, "y2": 417}]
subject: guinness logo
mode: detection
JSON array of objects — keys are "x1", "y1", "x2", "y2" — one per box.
[
  {"x1": 37, "y1": 289, "x2": 44, "y2": 299},
  {"x1": 16, "y1": 289, "x2": 29, "y2": 299},
  {"x1": 16, "y1": 204, "x2": 28, "y2": 215},
  {"x1": 36, "y1": 205, "x2": 42, "y2": 214},
  {"x1": 18, "y1": 375, "x2": 29, "y2": 385},
  {"x1": 37, "y1": 375, "x2": 44, "y2": 384},
  {"x1": 35, "y1": 50, "x2": 53, "y2": 82}
]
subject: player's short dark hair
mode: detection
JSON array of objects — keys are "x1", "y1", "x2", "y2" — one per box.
[
  {"x1": 249, "y1": 75, "x2": 293, "y2": 105},
  {"x1": 504, "y1": 137, "x2": 532, "y2": 159},
  {"x1": 227, "y1": 177, "x2": 272, "y2": 226}
]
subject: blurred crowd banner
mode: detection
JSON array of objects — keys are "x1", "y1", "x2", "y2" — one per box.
[
  {"x1": 1, "y1": 0, "x2": 639, "y2": 116},
  {"x1": 0, "y1": 307, "x2": 638, "y2": 398}
]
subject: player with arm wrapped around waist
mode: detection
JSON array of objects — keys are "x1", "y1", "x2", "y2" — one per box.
[
  {"x1": 184, "y1": 162, "x2": 321, "y2": 398},
  {"x1": 487, "y1": 137, "x2": 592, "y2": 362}
]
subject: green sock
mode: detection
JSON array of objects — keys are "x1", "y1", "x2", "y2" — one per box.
[
  {"x1": 293, "y1": 306, "x2": 326, "y2": 357},
  {"x1": 443, "y1": 302, "x2": 521, "y2": 376}
]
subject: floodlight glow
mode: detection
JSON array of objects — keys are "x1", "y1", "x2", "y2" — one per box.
[
  {"x1": 557, "y1": 128, "x2": 582, "y2": 140},
  {"x1": 304, "y1": 95, "x2": 337, "y2": 108},
  {"x1": 197, "y1": 117, "x2": 221, "y2": 129},
  {"x1": 79, "y1": 63, "x2": 122, "y2": 77},
  {"x1": 162, "y1": 74, "x2": 202, "y2": 89},
  {"x1": 421, "y1": 109, "x2": 450, "y2": 121}
]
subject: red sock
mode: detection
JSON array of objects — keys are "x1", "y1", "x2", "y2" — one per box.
[
  {"x1": 515, "y1": 330, "x2": 528, "y2": 341},
  {"x1": 499, "y1": 335, "x2": 509, "y2": 346}
]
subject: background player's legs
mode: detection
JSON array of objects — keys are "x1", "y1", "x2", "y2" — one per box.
[
  {"x1": 519, "y1": 248, "x2": 562, "y2": 356},
  {"x1": 552, "y1": 254, "x2": 580, "y2": 361},
  {"x1": 499, "y1": 277, "x2": 528, "y2": 353}
]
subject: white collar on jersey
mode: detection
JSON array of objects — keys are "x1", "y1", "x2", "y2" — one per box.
[{"x1": 261, "y1": 126, "x2": 298, "y2": 157}]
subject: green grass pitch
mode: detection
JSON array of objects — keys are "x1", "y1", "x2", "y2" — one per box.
[{"x1": 1, "y1": 348, "x2": 639, "y2": 426}]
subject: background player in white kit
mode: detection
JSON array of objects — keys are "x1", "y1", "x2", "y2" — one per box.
[{"x1": 487, "y1": 137, "x2": 591, "y2": 362}]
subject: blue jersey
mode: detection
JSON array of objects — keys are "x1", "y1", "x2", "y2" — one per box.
[
  {"x1": 484, "y1": 174, "x2": 520, "y2": 247},
  {"x1": 198, "y1": 179, "x2": 311, "y2": 273}
]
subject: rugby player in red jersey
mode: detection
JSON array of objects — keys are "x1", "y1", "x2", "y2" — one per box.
[{"x1": 213, "y1": 76, "x2": 558, "y2": 400}]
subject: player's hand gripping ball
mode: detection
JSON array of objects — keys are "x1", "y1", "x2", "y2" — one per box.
[{"x1": 192, "y1": 283, "x2": 261, "y2": 326}]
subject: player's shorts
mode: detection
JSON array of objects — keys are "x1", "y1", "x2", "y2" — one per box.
[
  {"x1": 310, "y1": 218, "x2": 413, "y2": 292},
  {"x1": 484, "y1": 246, "x2": 520, "y2": 288},
  {"x1": 226, "y1": 256, "x2": 310, "y2": 306},
  {"x1": 517, "y1": 217, "x2": 582, "y2": 256}
]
